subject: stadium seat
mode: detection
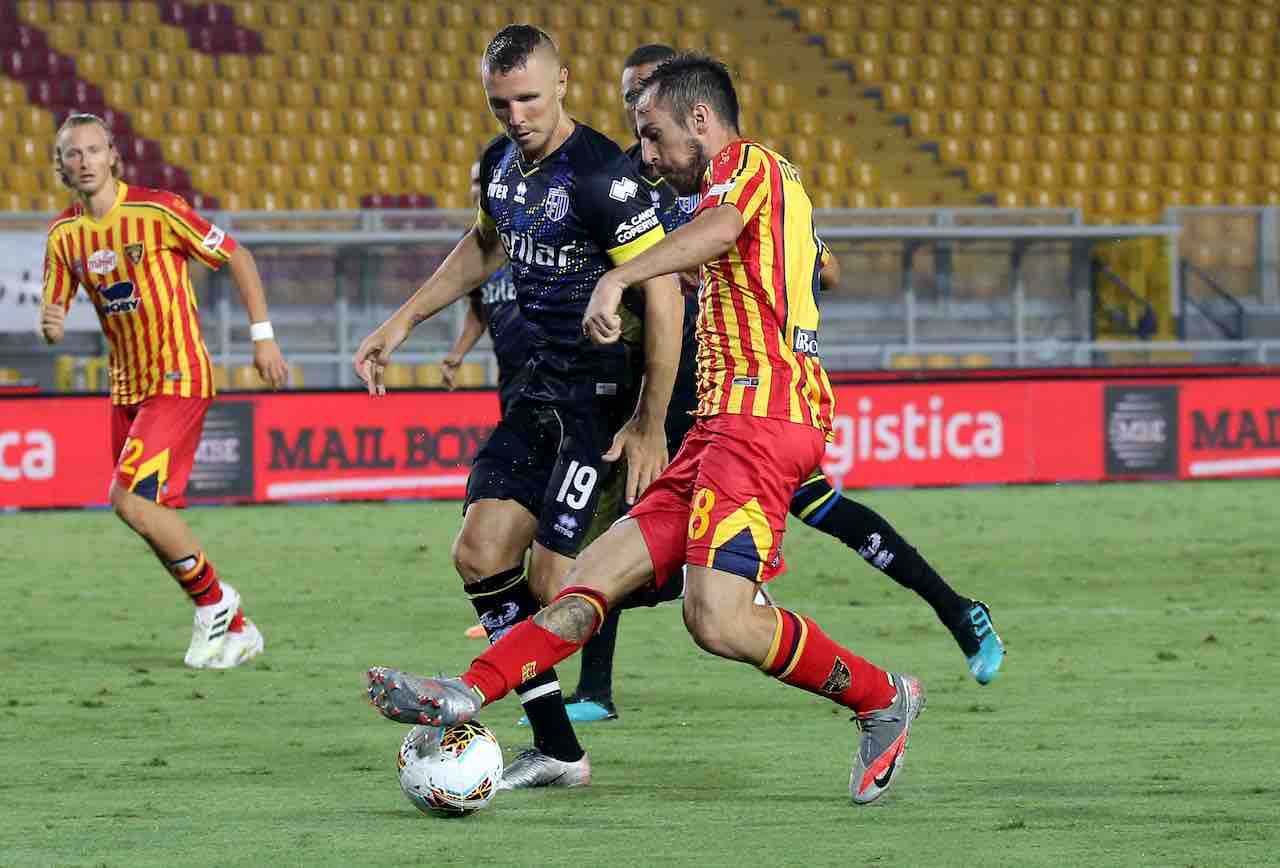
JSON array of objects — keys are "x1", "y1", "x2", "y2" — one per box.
[{"x1": 890, "y1": 353, "x2": 923, "y2": 370}]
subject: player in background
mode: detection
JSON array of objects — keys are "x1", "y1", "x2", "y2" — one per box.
[
  {"x1": 40, "y1": 113, "x2": 288, "y2": 668},
  {"x1": 368, "y1": 54, "x2": 928, "y2": 806},
  {"x1": 558, "y1": 46, "x2": 1005, "y2": 722},
  {"x1": 354, "y1": 27, "x2": 683, "y2": 789}
]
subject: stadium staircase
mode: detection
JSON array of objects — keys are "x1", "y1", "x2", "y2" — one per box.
[{"x1": 782, "y1": 0, "x2": 1280, "y2": 224}]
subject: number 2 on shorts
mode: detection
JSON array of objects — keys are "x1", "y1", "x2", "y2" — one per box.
[{"x1": 555, "y1": 460, "x2": 598, "y2": 510}]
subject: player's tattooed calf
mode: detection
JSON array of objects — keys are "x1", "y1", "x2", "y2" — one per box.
[{"x1": 535, "y1": 597, "x2": 598, "y2": 643}]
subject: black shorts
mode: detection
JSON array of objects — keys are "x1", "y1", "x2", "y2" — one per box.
[{"x1": 466, "y1": 396, "x2": 628, "y2": 557}]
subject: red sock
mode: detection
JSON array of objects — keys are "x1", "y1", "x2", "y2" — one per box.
[
  {"x1": 759, "y1": 608, "x2": 897, "y2": 714},
  {"x1": 169, "y1": 553, "x2": 223, "y2": 607},
  {"x1": 462, "y1": 585, "x2": 608, "y2": 704}
]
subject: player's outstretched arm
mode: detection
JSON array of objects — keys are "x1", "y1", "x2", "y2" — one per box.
[
  {"x1": 585, "y1": 205, "x2": 745, "y2": 332},
  {"x1": 226, "y1": 245, "x2": 289, "y2": 389},
  {"x1": 603, "y1": 273, "x2": 682, "y2": 503},
  {"x1": 354, "y1": 224, "x2": 506, "y2": 396},
  {"x1": 442, "y1": 296, "x2": 488, "y2": 389}
]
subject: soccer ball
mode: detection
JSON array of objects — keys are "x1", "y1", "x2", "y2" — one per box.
[{"x1": 396, "y1": 722, "x2": 504, "y2": 817}]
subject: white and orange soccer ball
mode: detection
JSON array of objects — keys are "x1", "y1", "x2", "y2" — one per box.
[{"x1": 396, "y1": 722, "x2": 504, "y2": 817}]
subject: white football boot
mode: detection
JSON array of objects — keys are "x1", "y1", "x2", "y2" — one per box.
[
  {"x1": 209, "y1": 617, "x2": 264, "y2": 669},
  {"x1": 183, "y1": 582, "x2": 242, "y2": 668}
]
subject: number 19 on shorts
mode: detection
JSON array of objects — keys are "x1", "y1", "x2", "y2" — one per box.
[{"x1": 555, "y1": 460, "x2": 598, "y2": 510}]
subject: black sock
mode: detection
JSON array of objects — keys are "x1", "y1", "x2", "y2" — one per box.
[
  {"x1": 466, "y1": 568, "x2": 584, "y2": 762},
  {"x1": 574, "y1": 608, "x2": 620, "y2": 701},
  {"x1": 811, "y1": 497, "x2": 973, "y2": 637}
]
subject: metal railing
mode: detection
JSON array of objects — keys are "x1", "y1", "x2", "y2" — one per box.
[
  {"x1": 1180, "y1": 259, "x2": 1245, "y2": 340},
  {"x1": 6, "y1": 207, "x2": 1280, "y2": 390}
]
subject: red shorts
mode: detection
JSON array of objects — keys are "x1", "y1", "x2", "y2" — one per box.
[
  {"x1": 629, "y1": 414, "x2": 826, "y2": 587},
  {"x1": 110, "y1": 395, "x2": 211, "y2": 507}
]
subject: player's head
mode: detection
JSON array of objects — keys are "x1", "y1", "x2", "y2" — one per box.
[
  {"x1": 620, "y1": 44, "x2": 677, "y2": 138},
  {"x1": 634, "y1": 53, "x2": 740, "y2": 196},
  {"x1": 470, "y1": 160, "x2": 482, "y2": 206},
  {"x1": 54, "y1": 113, "x2": 122, "y2": 195},
  {"x1": 481, "y1": 25, "x2": 567, "y2": 160}
]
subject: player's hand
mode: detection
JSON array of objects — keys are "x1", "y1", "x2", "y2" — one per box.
[
  {"x1": 441, "y1": 353, "x2": 462, "y2": 390},
  {"x1": 603, "y1": 415, "x2": 669, "y2": 505},
  {"x1": 253, "y1": 339, "x2": 289, "y2": 389},
  {"x1": 677, "y1": 269, "x2": 701, "y2": 297},
  {"x1": 583, "y1": 271, "x2": 627, "y2": 345},
  {"x1": 354, "y1": 321, "x2": 408, "y2": 397},
  {"x1": 39, "y1": 304, "x2": 66, "y2": 344}
]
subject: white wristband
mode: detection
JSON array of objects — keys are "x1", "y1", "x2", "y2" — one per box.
[{"x1": 250, "y1": 321, "x2": 274, "y2": 342}]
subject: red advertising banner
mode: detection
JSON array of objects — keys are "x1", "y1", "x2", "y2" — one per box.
[
  {"x1": 1180, "y1": 380, "x2": 1280, "y2": 480},
  {"x1": 819, "y1": 381, "x2": 1105, "y2": 488},
  {"x1": 2, "y1": 372, "x2": 1276, "y2": 510},
  {"x1": 246, "y1": 390, "x2": 499, "y2": 502}
]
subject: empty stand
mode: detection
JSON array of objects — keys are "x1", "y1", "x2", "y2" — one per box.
[{"x1": 788, "y1": 0, "x2": 1280, "y2": 221}]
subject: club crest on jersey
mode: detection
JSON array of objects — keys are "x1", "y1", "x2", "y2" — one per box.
[
  {"x1": 678, "y1": 194, "x2": 701, "y2": 213},
  {"x1": 201, "y1": 226, "x2": 226, "y2": 252},
  {"x1": 124, "y1": 243, "x2": 144, "y2": 265},
  {"x1": 544, "y1": 187, "x2": 570, "y2": 222},
  {"x1": 649, "y1": 189, "x2": 661, "y2": 207},
  {"x1": 609, "y1": 177, "x2": 638, "y2": 202},
  {"x1": 514, "y1": 181, "x2": 528, "y2": 204},
  {"x1": 88, "y1": 249, "x2": 117, "y2": 275}
]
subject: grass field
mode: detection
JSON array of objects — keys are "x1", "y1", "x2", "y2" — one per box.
[{"x1": 2, "y1": 481, "x2": 1278, "y2": 867}]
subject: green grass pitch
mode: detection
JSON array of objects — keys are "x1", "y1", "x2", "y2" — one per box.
[{"x1": 2, "y1": 481, "x2": 1277, "y2": 867}]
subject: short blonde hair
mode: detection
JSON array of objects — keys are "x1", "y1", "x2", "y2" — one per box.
[{"x1": 53, "y1": 113, "x2": 123, "y2": 189}]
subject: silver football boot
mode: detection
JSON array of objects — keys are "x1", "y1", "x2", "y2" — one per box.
[
  {"x1": 366, "y1": 668, "x2": 482, "y2": 726},
  {"x1": 498, "y1": 748, "x2": 592, "y2": 790}
]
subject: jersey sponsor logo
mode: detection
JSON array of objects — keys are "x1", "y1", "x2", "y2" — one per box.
[
  {"x1": 98, "y1": 280, "x2": 140, "y2": 315},
  {"x1": 792, "y1": 327, "x2": 819, "y2": 355},
  {"x1": 706, "y1": 181, "x2": 735, "y2": 197},
  {"x1": 488, "y1": 168, "x2": 509, "y2": 200},
  {"x1": 88, "y1": 249, "x2": 117, "y2": 275},
  {"x1": 514, "y1": 181, "x2": 528, "y2": 204},
  {"x1": 480, "y1": 275, "x2": 516, "y2": 305},
  {"x1": 544, "y1": 187, "x2": 570, "y2": 222},
  {"x1": 609, "y1": 177, "x2": 638, "y2": 202},
  {"x1": 500, "y1": 230, "x2": 576, "y2": 268},
  {"x1": 201, "y1": 225, "x2": 226, "y2": 252},
  {"x1": 731, "y1": 375, "x2": 760, "y2": 387},
  {"x1": 613, "y1": 207, "x2": 659, "y2": 245},
  {"x1": 124, "y1": 242, "x2": 144, "y2": 265}
]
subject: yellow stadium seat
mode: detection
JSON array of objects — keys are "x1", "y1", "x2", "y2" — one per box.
[
  {"x1": 925, "y1": 354, "x2": 956, "y2": 370},
  {"x1": 212, "y1": 365, "x2": 229, "y2": 391},
  {"x1": 890, "y1": 354, "x2": 923, "y2": 370},
  {"x1": 231, "y1": 366, "x2": 261, "y2": 391},
  {"x1": 415, "y1": 364, "x2": 444, "y2": 387},
  {"x1": 222, "y1": 165, "x2": 253, "y2": 193},
  {"x1": 455, "y1": 363, "x2": 488, "y2": 388}
]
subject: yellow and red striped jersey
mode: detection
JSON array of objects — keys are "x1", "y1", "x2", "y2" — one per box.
[
  {"x1": 42, "y1": 182, "x2": 235, "y2": 405},
  {"x1": 693, "y1": 140, "x2": 836, "y2": 436}
]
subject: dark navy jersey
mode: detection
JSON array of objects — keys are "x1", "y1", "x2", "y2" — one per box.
[
  {"x1": 477, "y1": 125, "x2": 666, "y2": 402},
  {"x1": 468, "y1": 264, "x2": 526, "y2": 412}
]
